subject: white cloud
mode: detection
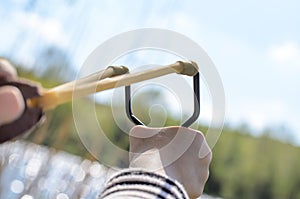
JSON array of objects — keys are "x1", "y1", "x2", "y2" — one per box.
[
  {"x1": 13, "y1": 12, "x2": 68, "y2": 47},
  {"x1": 268, "y1": 41, "x2": 300, "y2": 68},
  {"x1": 233, "y1": 100, "x2": 290, "y2": 131}
]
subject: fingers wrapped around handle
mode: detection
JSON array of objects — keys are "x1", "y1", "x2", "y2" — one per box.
[{"x1": 0, "y1": 79, "x2": 44, "y2": 143}]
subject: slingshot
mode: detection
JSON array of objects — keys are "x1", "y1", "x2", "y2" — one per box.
[{"x1": 0, "y1": 61, "x2": 200, "y2": 142}]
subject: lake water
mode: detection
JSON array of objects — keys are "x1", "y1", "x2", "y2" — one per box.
[{"x1": 0, "y1": 141, "x2": 220, "y2": 199}]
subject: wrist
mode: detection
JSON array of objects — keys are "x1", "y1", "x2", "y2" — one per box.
[{"x1": 129, "y1": 148, "x2": 166, "y2": 176}]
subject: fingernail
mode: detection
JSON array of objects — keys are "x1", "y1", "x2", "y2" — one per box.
[{"x1": 0, "y1": 86, "x2": 25, "y2": 125}]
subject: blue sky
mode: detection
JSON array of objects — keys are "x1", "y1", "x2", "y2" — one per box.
[{"x1": 1, "y1": 0, "x2": 299, "y2": 144}]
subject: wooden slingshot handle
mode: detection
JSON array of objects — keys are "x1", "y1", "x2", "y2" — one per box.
[{"x1": 28, "y1": 61, "x2": 198, "y2": 111}]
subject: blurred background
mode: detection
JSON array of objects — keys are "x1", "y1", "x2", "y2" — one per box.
[{"x1": 0, "y1": 0, "x2": 300, "y2": 198}]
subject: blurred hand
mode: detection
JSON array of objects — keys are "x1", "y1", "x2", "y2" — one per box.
[
  {"x1": 129, "y1": 126, "x2": 212, "y2": 199},
  {"x1": 0, "y1": 59, "x2": 25, "y2": 126}
]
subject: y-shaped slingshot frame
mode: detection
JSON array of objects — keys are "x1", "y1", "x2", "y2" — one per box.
[
  {"x1": 125, "y1": 72, "x2": 200, "y2": 127},
  {"x1": 0, "y1": 61, "x2": 200, "y2": 143},
  {"x1": 29, "y1": 61, "x2": 200, "y2": 127}
]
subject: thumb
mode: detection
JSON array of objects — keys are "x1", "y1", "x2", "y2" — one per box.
[
  {"x1": 0, "y1": 86, "x2": 25, "y2": 125},
  {"x1": 0, "y1": 59, "x2": 17, "y2": 81}
]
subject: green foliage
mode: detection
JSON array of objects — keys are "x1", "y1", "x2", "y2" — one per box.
[
  {"x1": 16, "y1": 65, "x2": 300, "y2": 199},
  {"x1": 205, "y1": 127, "x2": 300, "y2": 199}
]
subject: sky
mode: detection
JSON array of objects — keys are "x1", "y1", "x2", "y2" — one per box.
[{"x1": 0, "y1": 0, "x2": 299, "y2": 144}]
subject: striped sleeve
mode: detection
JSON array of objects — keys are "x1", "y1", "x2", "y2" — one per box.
[{"x1": 99, "y1": 169, "x2": 189, "y2": 199}]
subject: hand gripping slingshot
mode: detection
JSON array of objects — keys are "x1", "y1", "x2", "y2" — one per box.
[{"x1": 0, "y1": 61, "x2": 200, "y2": 143}]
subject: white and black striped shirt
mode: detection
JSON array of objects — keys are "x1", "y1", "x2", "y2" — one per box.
[{"x1": 100, "y1": 169, "x2": 189, "y2": 199}]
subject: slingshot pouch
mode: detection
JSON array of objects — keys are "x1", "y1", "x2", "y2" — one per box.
[{"x1": 0, "y1": 79, "x2": 44, "y2": 143}]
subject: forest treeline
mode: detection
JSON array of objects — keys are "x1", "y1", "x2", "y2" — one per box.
[{"x1": 14, "y1": 65, "x2": 300, "y2": 199}]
